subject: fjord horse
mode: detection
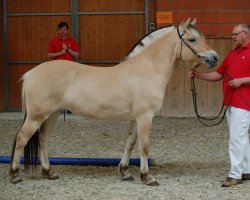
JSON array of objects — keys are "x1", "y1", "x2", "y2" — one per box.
[{"x1": 10, "y1": 19, "x2": 219, "y2": 186}]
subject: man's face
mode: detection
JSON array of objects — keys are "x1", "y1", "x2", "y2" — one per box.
[
  {"x1": 232, "y1": 25, "x2": 247, "y2": 47},
  {"x1": 58, "y1": 26, "x2": 68, "y2": 38}
]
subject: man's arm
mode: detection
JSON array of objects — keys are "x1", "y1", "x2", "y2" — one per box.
[
  {"x1": 188, "y1": 70, "x2": 223, "y2": 82},
  {"x1": 47, "y1": 49, "x2": 66, "y2": 59}
]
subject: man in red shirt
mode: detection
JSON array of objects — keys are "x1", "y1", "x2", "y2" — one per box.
[
  {"x1": 47, "y1": 21, "x2": 80, "y2": 61},
  {"x1": 189, "y1": 23, "x2": 250, "y2": 187}
]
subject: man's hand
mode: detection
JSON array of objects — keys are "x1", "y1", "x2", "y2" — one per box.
[
  {"x1": 62, "y1": 43, "x2": 69, "y2": 51},
  {"x1": 228, "y1": 78, "x2": 242, "y2": 88},
  {"x1": 188, "y1": 70, "x2": 198, "y2": 79}
]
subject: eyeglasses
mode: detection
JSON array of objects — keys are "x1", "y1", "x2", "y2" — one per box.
[{"x1": 232, "y1": 31, "x2": 245, "y2": 37}]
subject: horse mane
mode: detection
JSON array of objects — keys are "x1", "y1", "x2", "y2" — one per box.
[{"x1": 124, "y1": 25, "x2": 175, "y2": 60}]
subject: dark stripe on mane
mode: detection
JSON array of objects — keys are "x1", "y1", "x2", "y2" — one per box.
[{"x1": 124, "y1": 25, "x2": 174, "y2": 60}]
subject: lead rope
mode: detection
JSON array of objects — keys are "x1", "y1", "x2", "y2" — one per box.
[{"x1": 190, "y1": 66, "x2": 233, "y2": 127}]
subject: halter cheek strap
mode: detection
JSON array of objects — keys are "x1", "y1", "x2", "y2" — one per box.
[{"x1": 177, "y1": 27, "x2": 202, "y2": 61}]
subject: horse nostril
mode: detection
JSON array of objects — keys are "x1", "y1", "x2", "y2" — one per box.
[{"x1": 213, "y1": 55, "x2": 219, "y2": 62}]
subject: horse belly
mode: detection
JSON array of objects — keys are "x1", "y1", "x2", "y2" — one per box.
[{"x1": 77, "y1": 103, "x2": 133, "y2": 121}]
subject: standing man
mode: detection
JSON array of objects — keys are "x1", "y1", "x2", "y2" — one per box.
[
  {"x1": 47, "y1": 21, "x2": 80, "y2": 61},
  {"x1": 189, "y1": 23, "x2": 250, "y2": 187}
]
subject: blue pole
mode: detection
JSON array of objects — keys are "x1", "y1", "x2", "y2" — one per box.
[{"x1": 0, "y1": 156, "x2": 154, "y2": 166}]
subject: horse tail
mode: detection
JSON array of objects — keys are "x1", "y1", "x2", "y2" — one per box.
[{"x1": 23, "y1": 130, "x2": 39, "y2": 170}]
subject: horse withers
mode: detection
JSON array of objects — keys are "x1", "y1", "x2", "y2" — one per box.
[{"x1": 10, "y1": 19, "x2": 219, "y2": 186}]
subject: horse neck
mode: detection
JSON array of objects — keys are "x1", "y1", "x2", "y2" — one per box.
[{"x1": 135, "y1": 29, "x2": 180, "y2": 88}]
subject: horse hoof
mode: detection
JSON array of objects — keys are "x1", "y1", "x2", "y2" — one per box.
[
  {"x1": 43, "y1": 172, "x2": 59, "y2": 180},
  {"x1": 47, "y1": 173, "x2": 59, "y2": 180},
  {"x1": 141, "y1": 173, "x2": 159, "y2": 186},
  {"x1": 42, "y1": 169, "x2": 59, "y2": 180},
  {"x1": 147, "y1": 180, "x2": 159, "y2": 186},
  {"x1": 122, "y1": 174, "x2": 134, "y2": 181},
  {"x1": 11, "y1": 176, "x2": 23, "y2": 184}
]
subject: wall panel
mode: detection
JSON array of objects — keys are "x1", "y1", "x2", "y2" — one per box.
[
  {"x1": 79, "y1": 15, "x2": 145, "y2": 61},
  {"x1": 7, "y1": 16, "x2": 71, "y2": 61},
  {"x1": 6, "y1": 0, "x2": 71, "y2": 13},
  {"x1": 0, "y1": 0, "x2": 3, "y2": 110},
  {"x1": 78, "y1": 0, "x2": 145, "y2": 11},
  {"x1": 8, "y1": 64, "x2": 35, "y2": 108}
]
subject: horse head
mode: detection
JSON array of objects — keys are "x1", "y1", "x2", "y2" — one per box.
[{"x1": 177, "y1": 18, "x2": 219, "y2": 68}]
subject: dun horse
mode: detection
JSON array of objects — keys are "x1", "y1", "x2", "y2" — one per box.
[{"x1": 10, "y1": 19, "x2": 219, "y2": 186}]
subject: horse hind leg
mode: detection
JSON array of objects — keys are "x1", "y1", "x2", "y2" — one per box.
[
  {"x1": 10, "y1": 118, "x2": 43, "y2": 184},
  {"x1": 39, "y1": 111, "x2": 60, "y2": 180},
  {"x1": 118, "y1": 121, "x2": 137, "y2": 181}
]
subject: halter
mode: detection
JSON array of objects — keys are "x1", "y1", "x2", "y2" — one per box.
[{"x1": 177, "y1": 27, "x2": 202, "y2": 63}]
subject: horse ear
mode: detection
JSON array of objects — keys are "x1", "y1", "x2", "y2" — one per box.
[
  {"x1": 190, "y1": 18, "x2": 197, "y2": 26},
  {"x1": 178, "y1": 18, "x2": 191, "y2": 35}
]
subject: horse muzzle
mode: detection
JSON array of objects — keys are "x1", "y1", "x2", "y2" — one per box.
[{"x1": 199, "y1": 51, "x2": 219, "y2": 68}]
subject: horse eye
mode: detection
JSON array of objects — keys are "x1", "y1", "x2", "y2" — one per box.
[{"x1": 188, "y1": 38, "x2": 196, "y2": 43}]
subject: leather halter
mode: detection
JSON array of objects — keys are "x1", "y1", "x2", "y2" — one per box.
[{"x1": 177, "y1": 27, "x2": 202, "y2": 63}]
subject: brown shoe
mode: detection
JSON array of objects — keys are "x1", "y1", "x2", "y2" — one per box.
[
  {"x1": 221, "y1": 177, "x2": 242, "y2": 187},
  {"x1": 242, "y1": 173, "x2": 250, "y2": 181}
]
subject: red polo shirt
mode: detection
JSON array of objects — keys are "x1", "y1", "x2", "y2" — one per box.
[
  {"x1": 47, "y1": 36, "x2": 80, "y2": 61},
  {"x1": 217, "y1": 42, "x2": 250, "y2": 111}
]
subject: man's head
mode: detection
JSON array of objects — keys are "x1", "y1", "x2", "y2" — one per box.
[
  {"x1": 57, "y1": 22, "x2": 69, "y2": 39},
  {"x1": 232, "y1": 23, "x2": 250, "y2": 48}
]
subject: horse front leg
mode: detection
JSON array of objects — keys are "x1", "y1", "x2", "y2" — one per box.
[
  {"x1": 118, "y1": 121, "x2": 137, "y2": 181},
  {"x1": 137, "y1": 115, "x2": 159, "y2": 186},
  {"x1": 39, "y1": 111, "x2": 60, "y2": 180}
]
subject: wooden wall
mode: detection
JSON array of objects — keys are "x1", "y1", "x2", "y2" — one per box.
[
  {"x1": 0, "y1": 0, "x2": 3, "y2": 110},
  {"x1": 79, "y1": 0, "x2": 148, "y2": 61}
]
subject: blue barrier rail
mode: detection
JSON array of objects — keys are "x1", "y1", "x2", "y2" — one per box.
[{"x1": 0, "y1": 156, "x2": 154, "y2": 166}]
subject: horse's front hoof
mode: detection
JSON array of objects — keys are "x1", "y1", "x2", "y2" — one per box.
[
  {"x1": 42, "y1": 168, "x2": 59, "y2": 180},
  {"x1": 11, "y1": 176, "x2": 23, "y2": 184}
]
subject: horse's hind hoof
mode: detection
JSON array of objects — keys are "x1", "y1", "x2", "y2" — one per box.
[
  {"x1": 11, "y1": 176, "x2": 23, "y2": 184},
  {"x1": 47, "y1": 173, "x2": 59, "y2": 180},
  {"x1": 147, "y1": 180, "x2": 159, "y2": 186},
  {"x1": 122, "y1": 174, "x2": 134, "y2": 181},
  {"x1": 141, "y1": 173, "x2": 159, "y2": 186},
  {"x1": 42, "y1": 169, "x2": 59, "y2": 180}
]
